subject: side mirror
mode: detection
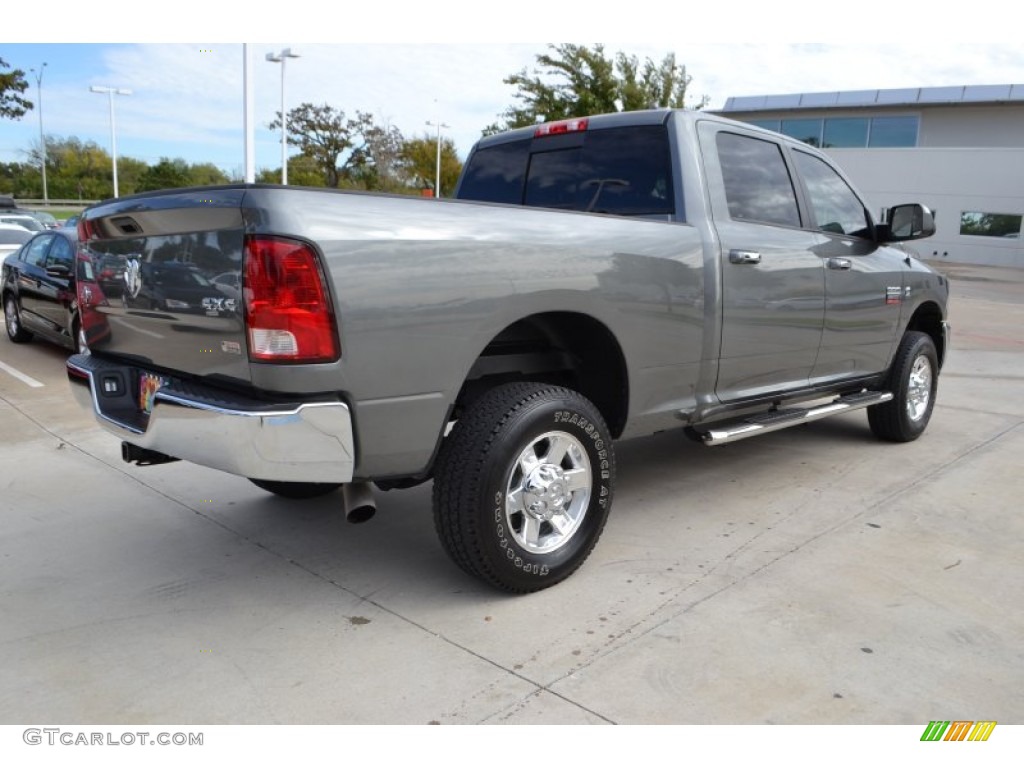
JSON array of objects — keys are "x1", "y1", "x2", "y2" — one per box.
[{"x1": 880, "y1": 203, "x2": 936, "y2": 242}]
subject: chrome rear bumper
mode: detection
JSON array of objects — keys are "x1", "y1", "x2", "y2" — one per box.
[{"x1": 67, "y1": 354, "x2": 355, "y2": 483}]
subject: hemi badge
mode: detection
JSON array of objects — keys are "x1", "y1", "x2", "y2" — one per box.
[
  {"x1": 885, "y1": 286, "x2": 903, "y2": 305},
  {"x1": 221, "y1": 341, "x2": 242, "y2": 355}
]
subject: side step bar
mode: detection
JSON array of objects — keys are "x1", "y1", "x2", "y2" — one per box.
[{"x1": 698, "y1": 391, "x2": 893, "y2": 446}]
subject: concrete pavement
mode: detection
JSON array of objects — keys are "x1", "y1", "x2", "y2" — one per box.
[{"x1": 0, "y1": 261, "x2": 1021, "y2": 725}]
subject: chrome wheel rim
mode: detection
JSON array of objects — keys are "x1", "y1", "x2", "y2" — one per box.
[
  {"x1": 906, "y1": 354, "x2": 933, "y2": 422},
  {"x1": 5, "y1": 297, "x2": 18, "y2": 337},
  {"x1": 505, "y1": 430, "x2": 592, "y2": 554}
]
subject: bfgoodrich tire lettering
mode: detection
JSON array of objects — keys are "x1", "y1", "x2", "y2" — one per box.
[
  {"x1": 868, "y1": 331, "x2": 938, "y2": 442},
  {"x1": 433, "y1": 382, "x2": 615, "y2": 593}
]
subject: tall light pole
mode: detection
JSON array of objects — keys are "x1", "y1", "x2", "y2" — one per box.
[
  {"x1": 89, "y1": 85, "x2": 132, "y2": 198},
  {"x1": 243, "y1": 44, "x2": 255, "y2": 183},
  {"x1": 30, "y1": 63, "x2": 48, "y2": 204},
  {"x1": 425, "y1": 117, "x2": 449, "y2": 198},
  {"x1": 266, "y1": 48, "x2": 299, "y2": 184}
]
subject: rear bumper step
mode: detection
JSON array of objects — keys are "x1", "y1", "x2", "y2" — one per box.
[
  {"x1": 699, "y1": 391, "x2": 893, "y2": 446},
  {"x1": 67, "y1": 353, "x2": 356, "y2": 483}
]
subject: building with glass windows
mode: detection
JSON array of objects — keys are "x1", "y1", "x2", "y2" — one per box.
[{"x1": 716, "y1": 85, "x2": 1024, "y2": 267}]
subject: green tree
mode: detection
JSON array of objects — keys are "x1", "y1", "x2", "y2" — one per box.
[
  {"x1": 117, "y1": 156, "x2": 149, "y2": 197},
  {"x1": 268, "y1": 104, "x2": 403, "y2": 189},
  {"x1": 0, "y1": 57, "x2": 32, "y2": 120},
  {"x1": 353, "y1": 121, "x2": 407, "y2": 192},
  {"x1": 29, "y1": 136, "x2": 117, "y2": 199},
  {"x1": 400, "y1": 135, "x2": 462, "y2": 197},
  {"x1": 488, "y1": 44, "x2": 708, "y2": 133},
  {"x1": 0, "y1": 160, "x2": 34, "y2": 196},
  {"x1": 256, "y1": 154, "x2": 327, "y2": 187},
  {"x1": 138, "y1": 157, "x2": 192, "y2": 191},
  {"x1": 187, "y1": 162, "x2": 230, "y2": 187},
  {"x1": 136, "y1": 158, "x2": 227, "y2": 191}
]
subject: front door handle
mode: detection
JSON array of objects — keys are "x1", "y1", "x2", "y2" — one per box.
[
  {"x1": 828, "y1": 257, "x2": 852, "y2": 270},
  {"x1": 729, "y1": 250, "x2": 761, "y2": 265}
]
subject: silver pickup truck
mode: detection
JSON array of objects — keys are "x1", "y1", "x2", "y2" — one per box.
[{"x1": 64, "y1": 109, "x2": 949, "y2": 592}]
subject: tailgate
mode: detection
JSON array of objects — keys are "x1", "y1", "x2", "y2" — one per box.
[{"x1": 79, "y1": 188, "x2": 251, "y2": 383}]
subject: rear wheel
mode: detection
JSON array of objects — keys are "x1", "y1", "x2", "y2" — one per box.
[
  {"x1": 433, "y1": 382, "x2": 615, "y2": 593},
  {"x1": 868, "y1": 331, "x2": 938, "y2": 442},
  {"x1": 5, "y1": 294, "x2": 33, "y2": 343},
  {"x1": 248, "y1": 479, "x2": 343, "y2": 499}
]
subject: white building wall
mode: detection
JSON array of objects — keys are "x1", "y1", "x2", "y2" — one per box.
[
  {"x1": 828, "y1": 148, "x2": 1024, "y2": 268},
  {"x1": 917, "y1": 105, "x2": 1024, "y2": 147}
]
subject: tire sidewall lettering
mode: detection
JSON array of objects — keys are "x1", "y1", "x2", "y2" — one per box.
[{"x1": 484, "y1": 403, "x2": 613, "y2": 579}]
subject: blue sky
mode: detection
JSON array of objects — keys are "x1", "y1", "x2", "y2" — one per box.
[{"x1": 4, "y1": 5, "x2": 1022, "y2": 179}]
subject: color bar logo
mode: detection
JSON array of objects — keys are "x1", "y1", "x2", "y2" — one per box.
[{"x1": 921, "y1": 721, "x2": 997, "y2": 741}]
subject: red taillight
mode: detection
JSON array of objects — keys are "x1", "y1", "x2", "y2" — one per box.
[
  {"x1": 77, "y1": 217, "x2": 97, "y2": 241},
  {"x1": 243, "y1": 236, "x2": 339, "y2": 363},
  {"x1": 534, "y1": 118, "x2": 589, "y2": 138}
]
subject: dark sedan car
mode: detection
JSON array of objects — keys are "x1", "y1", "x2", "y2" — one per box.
[{"x1": 2, "y1": 228, "x2": 91, "y2": 352}]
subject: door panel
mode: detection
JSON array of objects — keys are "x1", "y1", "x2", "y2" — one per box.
[
  {"x1": 811, "y1": 237, "x2": 903, "y2": 382},
  {"x1": 789, "y1": 150, "x2": 903, "y2": 382},
  {"x1": 717, "y1": 221, "x2": 824, "y2": 400},
  {"x1": 701, "y1": 125, "x2": 826, "y2": 402}
]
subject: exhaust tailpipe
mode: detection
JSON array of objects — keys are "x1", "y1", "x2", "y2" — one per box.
[{"x1": 342, "y1": 482, "x2": 376, "y2": 524}]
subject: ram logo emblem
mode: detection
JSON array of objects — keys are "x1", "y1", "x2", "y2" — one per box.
[{"x1": 124, "y1": 258, "x2": 143, "y2": 298}]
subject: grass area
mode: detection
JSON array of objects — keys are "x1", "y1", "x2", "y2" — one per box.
[{"x1": 18, "y1": 206, "x2": 86, "y2": 223}]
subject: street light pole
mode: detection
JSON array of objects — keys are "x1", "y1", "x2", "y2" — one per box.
[
  {"x1": 243, "y1": 44, "x2": 255, "y2": 183},
  {"x1": 266, "y1": 48, "x2": 299, "y2": 185},
  {"x1": 89, "y1": 85, "x2": 132, "y2": 198},
  {"x1": 425, "y1": 117, "x2": 450, "y2": 198},
  {"x1": 31, "y1": 63, "x2": 48, "y2": 205}
]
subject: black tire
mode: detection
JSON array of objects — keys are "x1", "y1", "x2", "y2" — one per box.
[
  {"x1": 4, "y1": 293, "x2": 33, "y2": 343},
  {"x1": 249, "y1": 479, "x2": 343, "y2": 499},
  {"x1": 71, "y1": 317, "x2": 84, "y2": 354},
  {"x1": 433, "y1": 382, "x2": 615, "y2": 593},
  {"x1": 868, "y1": 331, "x2": 938, "y2": 442}
]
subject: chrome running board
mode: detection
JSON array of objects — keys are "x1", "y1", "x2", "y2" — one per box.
[{"x1": 699, "y1": 391, "x2": 894, "y2": 446}]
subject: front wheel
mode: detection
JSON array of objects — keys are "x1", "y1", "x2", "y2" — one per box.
[
  {"x1": 868, "y1": 331, "x2": 939, "y2": 442},
  {"x1": 433, "y1": 382, "x2": 615, "y2": 593}
]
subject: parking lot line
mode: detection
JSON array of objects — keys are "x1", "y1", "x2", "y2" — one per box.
[{"x1": 0, "y1": 359, "x2": 44, "y2": 388}]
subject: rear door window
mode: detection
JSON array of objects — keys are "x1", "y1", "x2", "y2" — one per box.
[
  {"x1": 716, "y1": 132, "x2": 801, "y2": 228},
  {"x1": 21, "y1": 234, "x2": 54, "y2": 267},
  {"x1": 47, "y1": 236, "x2": 74, "y2": 266}
]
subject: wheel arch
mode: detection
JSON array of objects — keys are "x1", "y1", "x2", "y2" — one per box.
[
  {"x1": 905, "y1": 301, "x2": 946, "y2": 368},
  {"x1": 453, "y1": 311, "x2": 630, "y2": 439}
]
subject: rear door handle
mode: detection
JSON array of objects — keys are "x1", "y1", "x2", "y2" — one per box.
[
  {"x1": 828, "y1": 258, "x2": 852, "y2": 270},
  {"x1": 729, "y1": 250, "x2": 761, "y2": 265}
]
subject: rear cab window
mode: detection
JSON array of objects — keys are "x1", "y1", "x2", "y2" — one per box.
[{"x1": 459, "y1": 123, "x2": 675, "y2": 218}]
